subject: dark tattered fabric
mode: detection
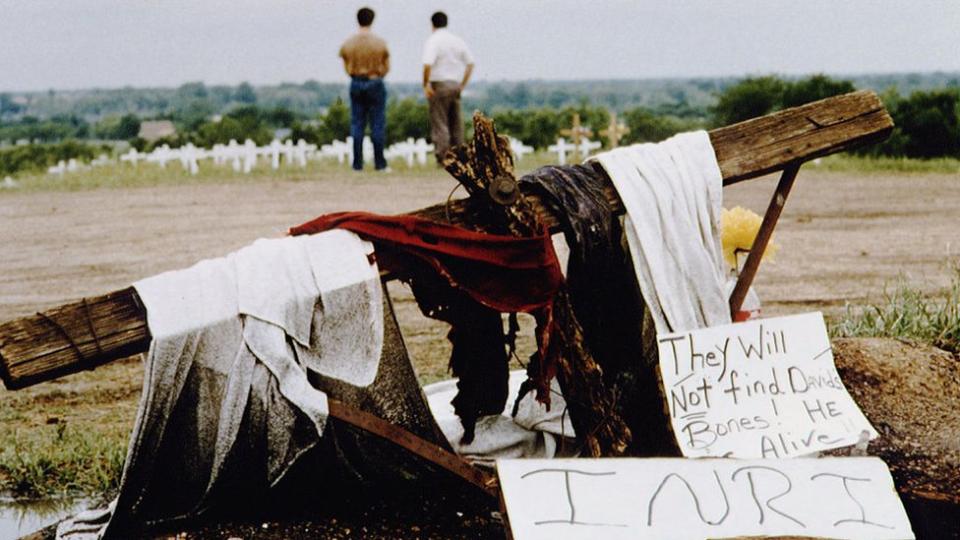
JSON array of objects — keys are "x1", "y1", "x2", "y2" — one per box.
[
  {"x1": 290, "y1": 211, "x2": 564, "y2": 441},
  {"x1": 518, "y1": 164, "x2": 675, "y2": 455},
  {"x1": 403, "y1": 263, "x2": 508, "y2": 444}
]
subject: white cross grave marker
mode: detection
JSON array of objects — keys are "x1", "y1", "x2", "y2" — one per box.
[
  {"x1": 508, "y1": 136, "x2": 534, "y2": 161},
  {"x1": 269, "y1": 139, "x2": 282, "y2": 169},
  {"x1": 148, "y1": 144, "x2": 173, "y2": 169},
  {"x1": 322, "y1": 139, "x2": 351, "y2": 164},
  {"x1": 181, "y1": 143, "x2": 200, "y2": 175},
  {"x1": 210, "y1": 144, "x2": 225, "y2": 166},
  {"x1": 90, "y1": 154, "x2": 111, "y2": 167},
  {"x1": 577, "y1": 138, "x2": 602, "y2": 159},
  {"x1": 48, "y1": 160, "x2": 67, "y2": 176},
  {"x1": 242, "y1": 139, "x2": 258, "y2": 173},
  {"x1": 412, "y1": 138, "x2": 434, "y2": 165},
  {"x1": 548, "y1": 137, "x2": 573, "y2": 166},
  {"x1": 294, "y1": 139, "x2": 309, "y2": 167},
  {"x1": 282, "y1": 139, "x2": 294, "y2": 166},
  {"x1": 120, "y1": 149, "x2": 142, "y2": 166}
]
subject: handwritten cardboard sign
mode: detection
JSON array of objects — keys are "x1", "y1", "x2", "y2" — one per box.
[
  {"x1": 497, "y1": 457, "x2": 914, "y2": 540},
  {"x1": 657, "y1": 312, "x2": 877, "y2": 458}
]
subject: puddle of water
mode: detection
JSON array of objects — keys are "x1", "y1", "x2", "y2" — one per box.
[{"x1": 0, "y1": 495, "x2": 95, "y2": 539}]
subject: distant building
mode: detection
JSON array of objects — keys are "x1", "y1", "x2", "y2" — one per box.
[
  {"x1": 138, "y1": 120, "x2": 177, "y2": 142},
  {"x1": 273, "y1": 128, "x2": 292, "y2": 140}
]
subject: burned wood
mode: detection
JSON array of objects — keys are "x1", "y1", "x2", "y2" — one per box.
[
  {"x1": 0, "y1": 287, "x2": 150, "y2": 390},
  {"x1": 328, "y1": 398, "x2": 498, "y2": 498},
  {"x1": 0, "y1": 91, "x2": 894, "y2": 394},
  {"x1": 442, "y1": 113, "x2": 631, "y2": 457}
]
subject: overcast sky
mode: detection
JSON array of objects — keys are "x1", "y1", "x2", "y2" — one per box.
[{"x1": 1, "y1": 0, "x2": 958, "y2": 91}]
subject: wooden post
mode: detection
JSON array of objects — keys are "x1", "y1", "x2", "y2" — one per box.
[
  {"x1": 443, "y1": 113, "x2": 631, "y2": 457},
  {"x1": 728, "y1": 162, "x2": 800, "y2": 316}
]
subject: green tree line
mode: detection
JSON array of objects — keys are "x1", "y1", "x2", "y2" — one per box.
[
  {"x1": 3, "y1": 74, "x2": 959, "y2": 175},
  {"x1": 0, "y1": 141, "x2": 108, "y2": 177}
]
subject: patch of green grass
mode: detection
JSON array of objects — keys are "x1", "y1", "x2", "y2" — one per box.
[
  {"x1": 814, "y1": 153, "x2": 960, "y2": 174},
  {"x1": 0, "y1": 422, "x2": 127, "y2": 497},
  {"x1": 831, "y1": 269, "x2": 960, "y2": 353}
]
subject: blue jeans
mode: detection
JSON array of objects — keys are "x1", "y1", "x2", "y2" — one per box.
[{"x1": 349, "y1": 78, "x2": 387, "y2": 170}]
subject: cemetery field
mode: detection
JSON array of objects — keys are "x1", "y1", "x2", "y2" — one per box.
[{"x1": 0, "y1": 165, "x2": 958, "y2": 523}]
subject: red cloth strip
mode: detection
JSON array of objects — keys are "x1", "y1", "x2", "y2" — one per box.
[
  {"x1": 290, "y1": 211, "x2": 564, "y2": 314},
  {"x1": 290, "y1": 211, "x2": 564, "y2": 404}
]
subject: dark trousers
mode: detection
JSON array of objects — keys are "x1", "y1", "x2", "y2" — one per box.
[
  {"x1": 427, "y1": 81, "x2": 464, "y2": 163},
  {"x1": 349, "y1": 78, "x2": 387, "y2": 170}
]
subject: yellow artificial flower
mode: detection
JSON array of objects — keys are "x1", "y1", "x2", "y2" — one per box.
[{"x1": 721, "y1": 206, "x2": 779, "y2": 269}]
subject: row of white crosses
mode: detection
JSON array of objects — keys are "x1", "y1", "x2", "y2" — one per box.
[
  {"x1": 384, "y1": 137, "x2": 434, "y2": 166},
  {"x1": 43, "y1": 110, "x2": 633, "y2": 179},
  {"x1": 109, "y1": 137, "x2": 442, "y2": 175},
  {"x1": 47, "y1": 159, "x2": 81, "y2": 176},
  {"x1": 318, "y1": 136, "x2": 435, "y2": 167},
  {"x1": 321, "y1": 136, "x2": 530, "y2": 166},
  {"x1": 116, "y1": 139, "x2": 319, "y2": 175},
  {"x1": 548, "y1": 112, "x2": 631, "y2": 165}
]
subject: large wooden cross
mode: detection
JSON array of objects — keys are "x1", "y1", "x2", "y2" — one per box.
[
  {"x1": 0, "y1": 91, "x2": 893, "y2": 483},
  {"x1": 0, "y1": 90, "x2": 894, "y2": 390}
]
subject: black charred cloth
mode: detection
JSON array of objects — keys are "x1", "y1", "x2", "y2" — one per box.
[
  {"x1": 518, "y1": 164, "x2": 645, "y2": 379},
  {"x1": 404, "y1": 263, "x2": 509, "y2": 445},
  {"x1": 518, "y1": 165, "x2": 677, "y2": 455}
]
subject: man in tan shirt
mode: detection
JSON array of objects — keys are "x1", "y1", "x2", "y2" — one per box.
[{"x1": 339, "y1": 7, "x2": 389, "y2": 171}]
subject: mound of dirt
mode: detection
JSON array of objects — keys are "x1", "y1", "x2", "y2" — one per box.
[
  {"x1": 833, "y1": 337, "x2": 960, "y2": 502},
  {"x1": 833, "y1": 337, "x2": 960, "y2": 538}
]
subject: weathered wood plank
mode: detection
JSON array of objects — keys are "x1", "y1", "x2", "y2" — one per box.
[
  {"x1": 0, "y1": 91, "x2": 894, "y2": 390},
  {"x1": 0, "y1": 287, "x2": 150, "y2": 389},
  {"x1": 712, "y1": 90, "x2": 892, "y2": 183}
]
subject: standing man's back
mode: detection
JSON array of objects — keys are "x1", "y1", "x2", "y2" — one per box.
[
  {"x1": 422, "y1": 11, "x2": 474, "y2": 164},
  {"x1": 339, "y1": 7, "x2": 389, "y2": 171}
]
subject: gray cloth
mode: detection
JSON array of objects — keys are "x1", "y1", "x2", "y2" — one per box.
[
  {"x1": 427, "y1": 81, "x2": 464, "y2": 162},
  {"x1": 57, "y1": 231, "x2": 383, "y2": 539},
  {"x1": 590, "y1": 131, "x2": 730, "y2": 333}
]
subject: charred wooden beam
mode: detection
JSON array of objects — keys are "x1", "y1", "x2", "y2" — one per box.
[
  {"x1": 0, "y1": 90, "x2": 893, "y2": 391},
  {"x1": 441, "y1": 113, "x2": 631, "y2": 457}
]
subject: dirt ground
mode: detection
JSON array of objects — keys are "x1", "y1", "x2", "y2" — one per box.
[
  {"x1": 2, "y1": 167, "x2": 958, "y2": 322},
  {"x1": 1, "y1": 166, "x2": 958, "y2": 537}
]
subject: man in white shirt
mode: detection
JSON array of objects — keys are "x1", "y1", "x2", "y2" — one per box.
[{"x1": 422, "y1": 11, "x2": 474, "y2": 163}]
